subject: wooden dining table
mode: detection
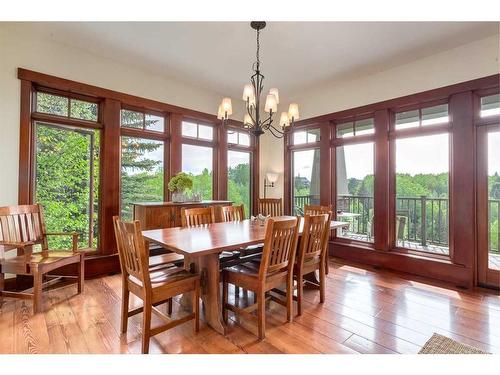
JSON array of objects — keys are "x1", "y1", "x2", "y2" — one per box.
[{"x1": 142, "y1": 217, "x2": 348, "y2": 335}]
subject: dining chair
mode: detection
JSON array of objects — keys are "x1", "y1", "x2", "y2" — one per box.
[
  {"x1": 258, "y1": 198, "x2": 283, "y2": 217},
  {"x1": 0, "y1": 204, "x2": 84, "y2": 313},
  {"x1": 222, "y1": 217, "x2": 300, "y2": 339},
  {"x1": 294, "y1": 213, "x2": 331, "y2": 316},
  {"x1": 219, "y1": 204, "x2": 245, "y2": 222},
  {"x1": 181, "y1": 206, "x2": 216, "y2": 227},
  {"x1": 113, "y1": 216, "x2": 200, "y2": 354},
  {"x1": 304, "y1": 204, "x2": 332, "y2": 215},
  {"x1": 304, "y1": 204, "x2": 333, "y2": 274}
]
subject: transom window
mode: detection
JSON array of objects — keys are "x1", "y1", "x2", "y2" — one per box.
[
  {"x1": 227, "y1": 130, "x2": 250, "y2": 146},
  {"x1": 480, "y1": 94, "x2": 500, "y2": 118},
  {"x1": 120, "y1": 109, "x2": 164, "y2": 132},
  {"x1": 395, "y1": 104, "x2": 449, "y2": 130},
  {"x1": 35, "y1": 91, "x2": 98, "y2": 122},
  {"x1": 182, "y1": 120, "x2": 213, "y2": 141},
  {"x1": 293, "y1": 128, "x2": 320, "y2": 145},
  {"x1": 336, "y1": 118, "x2": 374, "y2": 138}
]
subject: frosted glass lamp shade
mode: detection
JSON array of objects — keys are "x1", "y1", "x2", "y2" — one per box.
[
  {"x1": 242, "y1": 84, "x2": 255, "y2": 102},
  {"x1": 288, "y1": 103, "x2": 300, "y2": 121},
  {"x1": 269, "y1": 88, "x2": 279, "y2": 104},
  {"x1": 279, "y1": 112, "x2": 290, "y2": 128},
  {"x1": 266, "y1": 172, "x2": 279, "y2": 184},
  {"x1": 217, "y1": 104, "x2": 224, "y2": 120},
  {"x1": 222, "y1": 97, "x2": 233, "y2": 116},
  {"x1": 243, "y1": 114, "x2": 253, "y2": 128},
  {"x1": 264, "y1": 94, "x2": 278, "y2": 113}
]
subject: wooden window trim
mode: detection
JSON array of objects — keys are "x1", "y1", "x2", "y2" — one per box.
[{"x1": 287, "y1": 74, "x2": 500, "y2": 288}]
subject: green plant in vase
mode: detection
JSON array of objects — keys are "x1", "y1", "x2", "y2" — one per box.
[{"x1": 168, "y1": 172, "x2": 193, "y2": 202}]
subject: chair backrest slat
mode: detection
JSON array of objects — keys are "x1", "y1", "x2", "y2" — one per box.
[
  {"x1": 296, "y1": 213, "x2": 331, "y2": 268},
  {"x1": 113, "y1": 216, "x2": 150, "y2": 286},
  {"x1": 259, "y1": 217, "x2": 299, "y2": 277},
  {"x1": 258, "y1": 198, "x2": 282, "y2": 217},
  {"x1": 0, "y1": 205, "x2": 48, "y2": 256},
  {"x1": 181, "y1": 207, "x2": 216, "y2": 228},
  {"x1": 220, "y1": 205, "x2": 244, "y2": 222}
]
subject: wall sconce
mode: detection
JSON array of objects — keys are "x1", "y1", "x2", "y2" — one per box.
[{"x1": 264, "y1": 172, "x2": 279, "y2": 198}]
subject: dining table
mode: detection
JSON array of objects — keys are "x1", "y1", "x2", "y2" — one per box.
[{"x1": 142, "y1": 216, "x2": 348, "y2": 335}]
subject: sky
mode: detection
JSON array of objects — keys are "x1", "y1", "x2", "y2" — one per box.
[{"x1": 489, "y1": 132, "x2": 500, "y2": 176}]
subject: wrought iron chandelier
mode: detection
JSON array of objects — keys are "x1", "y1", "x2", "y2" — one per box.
[{"x1": 217, "y1": 21, "x2": 299, "y2": 138}]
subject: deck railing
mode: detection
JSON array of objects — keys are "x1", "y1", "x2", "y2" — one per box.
[{"x1": 293, "y1": 194, "x2": 500, "y2": 253}]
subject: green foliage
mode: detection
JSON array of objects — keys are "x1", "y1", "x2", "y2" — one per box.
[
  {"x1": 168, "y1": 172, "x2": 193, "y2": 192},
  {"x1": 228, "y1": 163, "x2": 251, "y2": 218},
  {"x1": 187, "y1": 169, "x2": 213, "y2": 201}
]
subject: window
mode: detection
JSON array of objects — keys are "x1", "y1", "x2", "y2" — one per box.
[
  {"x1": 120, "y1": 137, "x2": 164, "y2": 220},
  {"x1": 227, "y1": 130, "x2": 251, "y2": 146},
  {"x1": 481, "y1": 94, "x2": 500, "y2": 118},
  {"x1": 395, "y1": 104, "x2": 448, "y2": 130},
  {"x1": 34, "y1": 122, "x2": 100, "y2": 249},
  {"x1": 488, "y1": 131, "x2": 500, "y2": 270},
  {"x1": 292, "y1": 149, "x2": 320, "y2": 215},
  {"x1": 336, "y1": 118, "x2": 374, "y2": 138},
  {"x1": 395, "y1": 133, "x2": 450, "y2": 254},
  {"x1": 336, "y1": 142, "x2": 374, "y2": 242},
  {"x1": 120, "y1": 109, "x2": 164, "y2": 132},
  {"x1": 182, "y1": 120, "x2": 213, "y2": 140},
  {"x1": 228, "y1": 150, "x2": 251, "y2": 217},
  {"x1": 182, "y1": 144, "x2": 213, "y2": 200},
  {"x1": 35, "y1": 91, "x2": 98, "y2": 122},
  {"x1": 293, "y1": 128, "x2": 320, "y2": 145}
]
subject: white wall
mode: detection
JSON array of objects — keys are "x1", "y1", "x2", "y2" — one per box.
[
  {"x1": 259, "y1": 34, "x2": 500, "y2": 200},
  {"x1": 0, "y1": 24, "x2": 227, "y2": 206}
]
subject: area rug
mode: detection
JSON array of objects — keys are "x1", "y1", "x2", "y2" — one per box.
[{"x1": 419, "y1": 333, "x2": 489, "y2": 354}]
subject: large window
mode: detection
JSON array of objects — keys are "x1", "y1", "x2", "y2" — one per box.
[
  {"x1": 34, "y1": 122, "x2": 100, "y2": 249},
  {"x1": 487, "y1": 131, "x2": 500, "y2": 270},
  {"x1": 336, "y1": 142, "x2": 374, "y2": 242},
  {"x1": 395, "y1": 133, "x2": 450, "y2": 254},
  {"x1": 228, "y1": 150, "x2": 251, "y2": 217},
  {"x1": 182, "y1": 144, "x2": 213, "y2": 200},
  {"x1": 292, "y1": 148, "x2": 320, "y2": 215}
]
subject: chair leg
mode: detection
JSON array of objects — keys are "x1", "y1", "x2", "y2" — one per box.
[
  {"x1": 32, "y1": 268, "x2": 43, "y2": 314},
  {"x1": 257, "y1": 290, "x2": 265, "y2": 340},
  {"x1": 319, "y1": 263, "x2": 326, "y2": 304},
  {"x1": 167, "y1": 298, "x2": 173, "y2": 315},
  {"x1": 325, "y1": 256, "x2": 329, "y2": 275},
  {"x1": 121, "y1": 280, "x2": 129, "y2": 334},
  {"x1": 141, "y1": 301, "x2": 152, "y2": 354},
  {"x1": 222, "y1": 274, "x2": 228, "y2": 324},
  {"x1": 286, "y1": 276, "x2": 293, "y2": 323},
  {"x1": 0, "y1": 272, "x2": 4, "y2": 304},
  {"x1": 297, "y1": 273, "x2": 303, "y2": 316},
  {"x1": 77, "y1": 254, "x2": 85, "y2": 294},
  {"x1": 193, "y1": 280, "x2": 200, "y2": 333}
]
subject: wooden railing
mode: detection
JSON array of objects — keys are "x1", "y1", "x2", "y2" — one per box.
[{"x1": 294, "y1": 194, "x2": 500, "y2": 253}]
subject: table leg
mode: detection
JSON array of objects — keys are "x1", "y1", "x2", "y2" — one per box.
[{"x1": 181, "y1": 253, "x2": 226, "y2": 335}]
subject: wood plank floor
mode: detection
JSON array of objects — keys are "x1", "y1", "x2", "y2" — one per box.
[{"x1": 1, "y1": 259, "x2": 499, "y2": 354}]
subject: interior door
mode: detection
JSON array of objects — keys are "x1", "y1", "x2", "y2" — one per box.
[{"x1": 477, "y1": 124, "x2": 500, "y2": 288}]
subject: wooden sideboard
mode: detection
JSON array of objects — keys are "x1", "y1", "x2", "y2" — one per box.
[{"x1": 132, "y1": 200, "x2": 233, "y2": 230}]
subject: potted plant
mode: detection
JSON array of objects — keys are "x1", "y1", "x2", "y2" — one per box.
[{"x1": 168, "y1": 172, "x2": 193, "y2": 202}]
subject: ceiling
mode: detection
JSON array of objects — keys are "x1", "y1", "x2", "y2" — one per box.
[{"x1": 12, "y1": 22, "x2": 499, "y2": 100}]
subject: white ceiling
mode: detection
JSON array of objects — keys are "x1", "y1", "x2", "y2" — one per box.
[{"x1": 13, "y1": 22, "x2": 499, "y2": 100}]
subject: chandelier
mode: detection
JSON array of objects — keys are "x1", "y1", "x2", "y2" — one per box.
[{"x1": 217, "y1": 21, "x2": 300, "y2": 138}]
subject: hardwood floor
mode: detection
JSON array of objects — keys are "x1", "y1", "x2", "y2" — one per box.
[{"x1": 1, "y1": 259, "x2": 499, "y2": 354}]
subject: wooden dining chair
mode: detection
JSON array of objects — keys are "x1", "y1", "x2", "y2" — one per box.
[
  {"x1": 219, "y1": 204, "x2": 245, "y2": 222},
  {"x1": 258, "y1": 198, "x2": 283, "y2": 217},
  {"x1": 294, "y1": 213, "x2": 331, "y2": 316},
  {"x1": 222, "y1": 217, "x2": 300, "y2": 339},
  {"x1": 304, "y1": 204, "x2": 333, "y2": 274},
  {"x1": 181, "y1": 206, "x2": 216, "y2": 227},
  {"x1": 113, "y1": 216, "x2": 200, "y2": 354},
  {"x1": 304, "y1": 204, "x2": 332, "y2": 215},
  {"x1": 0, "y1": 204, "x2": 84, "y2": 313}
]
